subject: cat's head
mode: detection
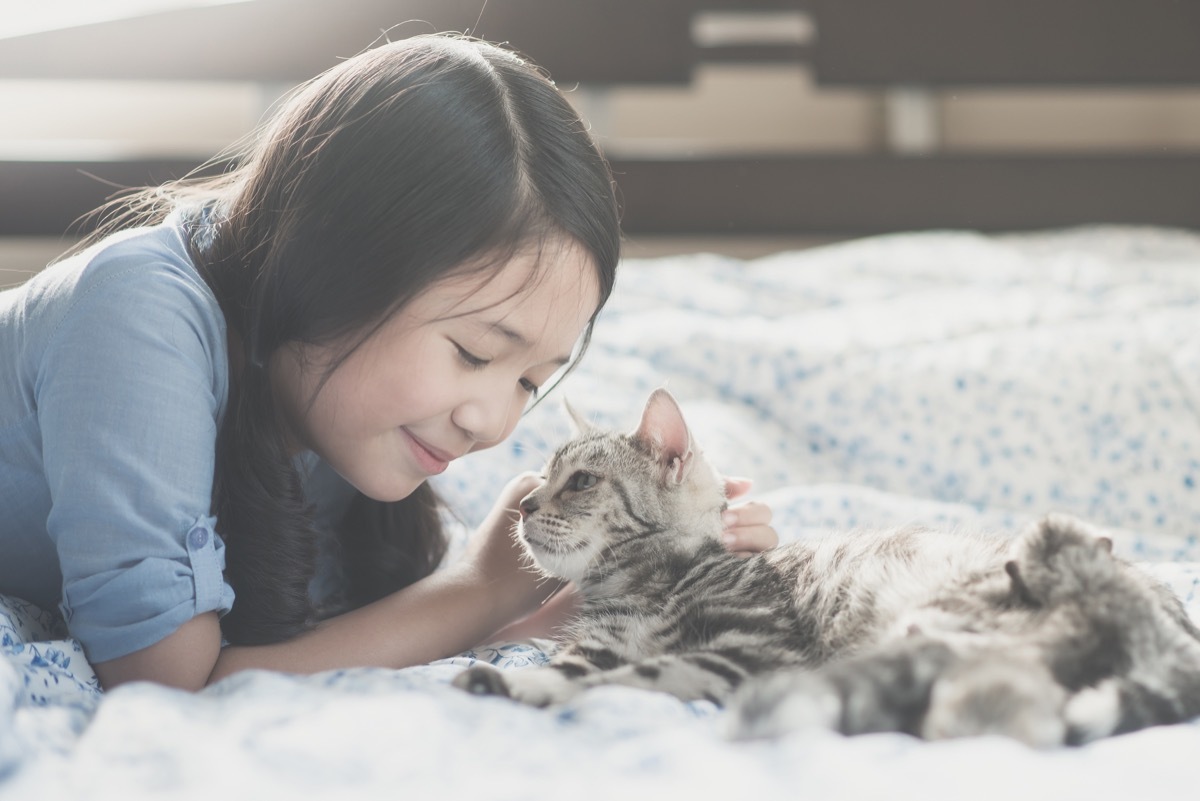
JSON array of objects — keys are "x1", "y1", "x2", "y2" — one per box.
[{"x1": 515, "y1": 388, "x2": 727, "y2": 589}]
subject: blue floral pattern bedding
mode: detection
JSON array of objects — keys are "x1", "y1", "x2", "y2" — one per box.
[{"x1": 4, "y1": 226, "x2": 1200, "y2": 798}]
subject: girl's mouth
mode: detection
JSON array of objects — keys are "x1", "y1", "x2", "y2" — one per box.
[{"x1": 403, "y1": 429, "x2": 452, "y2": 475}]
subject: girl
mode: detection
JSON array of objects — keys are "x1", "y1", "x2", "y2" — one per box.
[{"x1": 0, "y1": 34, "x2": 775, "y2": 691}]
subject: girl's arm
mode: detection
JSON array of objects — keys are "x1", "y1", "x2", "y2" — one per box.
[
  {"x1": 94, "y1": 474, "x2": 550, "y2": 691},
  {"x1": 93, "y1": 473, "x2": 776, "y2": 690}
]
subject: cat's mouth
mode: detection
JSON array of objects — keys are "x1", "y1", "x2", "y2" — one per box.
[
  {"x1": 518, "y1": 523, "x2": 580, "y2": 558},
  {"x1": 516, "y1": 528, "x2": 565, "y2": 576},
  {"x1": 517, "y1": 525, "x2": 548, "y2": 554}
]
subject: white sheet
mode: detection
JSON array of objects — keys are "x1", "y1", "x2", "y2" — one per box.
[{"x1": 4, "y1": 225, "x2": 1200, "y2": 799}]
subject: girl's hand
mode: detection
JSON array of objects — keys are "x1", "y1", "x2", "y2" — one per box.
[
  {"x1": 721, "y1": 477, "x2": 777, "y2": 557},
  {"x1": 460, "y1": 471, "x2": 561, "y2": 623}
]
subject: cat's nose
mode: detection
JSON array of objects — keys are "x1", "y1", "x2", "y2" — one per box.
[{"x1": 518, "y1": 495, "x2": 539, "y2": 519}]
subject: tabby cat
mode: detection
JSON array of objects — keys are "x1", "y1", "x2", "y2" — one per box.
[{"x1": 453, "y1": 389, "x2": 1200, "y2": 746}]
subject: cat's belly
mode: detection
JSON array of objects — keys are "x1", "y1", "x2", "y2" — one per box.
[{"x1": 768, "y1": 526, "x2": 1012, "y2": 658}]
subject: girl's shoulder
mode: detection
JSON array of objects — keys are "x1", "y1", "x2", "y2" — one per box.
[
  {"x1": 4, "y1": 217, "x2": 230, "y2": 414},
  {"x1": 13, "y1": 218, "x2": 226, "y2": 361},
  {"x1": 23, "y1": 217, "x2": 214, "y2": 317}
]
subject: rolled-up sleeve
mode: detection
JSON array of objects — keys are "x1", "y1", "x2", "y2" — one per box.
[
  {"x1": 36, "y1": 259, "x2": 235, "y2": 664},
  {"x1": 56, "y1": 515, "x2": 234, "y2": 661}
]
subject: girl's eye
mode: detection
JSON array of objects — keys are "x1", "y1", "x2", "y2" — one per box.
[
  {"x1": 519, "y1": 378, "x2": 540, "y2": 397},
  {"x1": 454, "y1": 344, "x2": 490, "y2": 370},
  {"x1": 567, "y1": 471, "x2": 599, "y2": 492}
]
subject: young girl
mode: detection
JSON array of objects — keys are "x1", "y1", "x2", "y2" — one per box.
[{"x1": 0, "y1": 34, "x2": 775, "y2": 691}]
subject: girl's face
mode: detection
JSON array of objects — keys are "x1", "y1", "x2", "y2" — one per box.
[{"x1": 273, "y1": 240, "x2": 602, "y2": 502}]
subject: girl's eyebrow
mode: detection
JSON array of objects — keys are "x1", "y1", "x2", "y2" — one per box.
[{"x1": 476, "y1": 319, "x2": 571, "y2": 366}]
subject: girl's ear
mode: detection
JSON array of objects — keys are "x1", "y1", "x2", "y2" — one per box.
[
  {"x1": 563, "y1": 397, "x2": 594, "y2": 436},
  {"x1": 632, "y1": 388, "x2": 694, "y2": 484}
]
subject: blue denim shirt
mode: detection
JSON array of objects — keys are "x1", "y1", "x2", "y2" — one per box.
[{"x1": 0, "y1": 217, "x2": 343, "y2": 664}]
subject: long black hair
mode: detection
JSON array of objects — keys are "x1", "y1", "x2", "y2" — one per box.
[{"x1": 86, "y1": 34, "x2": 620, "y2": 644}]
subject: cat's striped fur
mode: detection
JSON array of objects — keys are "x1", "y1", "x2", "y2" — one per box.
[{"x1": 453, "y1": 389, "x2": 1200, "y2": 746}]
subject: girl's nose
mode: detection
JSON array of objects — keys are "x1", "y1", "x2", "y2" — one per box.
[{"x1": 456, "y1": 393, "x2": 515, "y2": 445}]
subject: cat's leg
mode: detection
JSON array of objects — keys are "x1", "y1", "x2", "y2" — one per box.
[
  {"x1": 453, "y1": 638, "x2": 630, "y2": 707},
  {"x1": 1065, "y1": 663, "x2": 1200, "y2": 744},
  {"x1": 921, "y1": 653, "x2": 1067, "y2": 747},
  {"x1": 728, "y1": 637, "x2": 959, "y2": 740},
  {"x1": 731, "y1": 640, "x2": 1070, "y2": 746},
  {"x1": 456, "y1": 646, "x2": 768, "y2": 707},
  {"x1": 566, "y1": 649, "x2": 762, "y2": 704},
  {"x1": 454, "y1": 629, "x2": 747, "y2": 707}
]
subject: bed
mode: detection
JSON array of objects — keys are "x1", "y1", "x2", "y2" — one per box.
[
  {"x1": 3, "y1": 1, "x2": 1200, "y2": 798},
  {"x1": 5, "y1": 223, "x2": 1200, "y2": 796}
]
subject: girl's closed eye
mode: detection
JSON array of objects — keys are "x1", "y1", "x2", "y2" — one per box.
[
  {"x1": 453, "y1": 342, "x2": 490, "y2": 370},
  {"x1": 455, "y1": 341, "x2": 539, "y2": 397}
]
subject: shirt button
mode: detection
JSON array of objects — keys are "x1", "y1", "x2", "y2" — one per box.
[{"x1": 187, "y1": 526, "x2": 209, "y2": 549}]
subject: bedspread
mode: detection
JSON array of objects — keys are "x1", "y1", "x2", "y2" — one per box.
[{"x1": 4, "y1": 225, "x2": 1200, "y2": 799}]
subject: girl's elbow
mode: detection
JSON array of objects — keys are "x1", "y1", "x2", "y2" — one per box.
[{"x1": 93, "y1": 612, "x2": 222, "y2": 692}]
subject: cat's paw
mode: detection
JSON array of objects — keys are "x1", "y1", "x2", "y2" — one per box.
[
  {"x1": 453, "y1": 665, "x2": 512, "y2": 698},
  {"x1": 453, "y1": 665, "x2": 580, "y2": 708},
  {"x1": 1062, "y1": 680, "x2": 1122, "y2": 745},
  {"x1": 725, "y1": 672, "x2": 841, "y2": 741},
  {"x1": 1006, "y1": 514, "x2": 1114, "y2": 606}
]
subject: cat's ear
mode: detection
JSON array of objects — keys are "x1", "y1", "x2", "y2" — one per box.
[
  {"x1": 563, "y1": 397, "x2": 594, "y2": 436},
  {"x1": 633, "y1": 389, "x2": 694, "y2": 484}
]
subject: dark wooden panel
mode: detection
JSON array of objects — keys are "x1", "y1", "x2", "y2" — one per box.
[
  {"x1": 0, "y1": 160, "x2": 214, "y2": 237},
  {"x1": 812, "y1": 0, "x2": 1200, "y2": 85},
  {"x1": 610, "y1": 154, "x2": 1200, "y2": 235},
  {"x1": 699, "y1": 44, "x2": 810, "y2": 65},
  {"x1": 6, "y1": 155, "x2": 1198, "y2": 238}
]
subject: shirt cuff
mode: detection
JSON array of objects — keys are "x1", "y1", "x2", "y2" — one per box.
[{"x1": 60, "y1": 515, "x2": 236, "y2": 664}]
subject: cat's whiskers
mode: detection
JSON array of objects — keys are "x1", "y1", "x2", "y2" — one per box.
[
  {"x1": 533, "y1": 573, "x2": 560, "y2": 595},
  {"x1": 526, "y1": 441, "x2": 551, "y2": 465}
]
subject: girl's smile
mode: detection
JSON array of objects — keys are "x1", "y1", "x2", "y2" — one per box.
[{"x1": 402, "y1": 427, "x2": 455, "y2": 476}]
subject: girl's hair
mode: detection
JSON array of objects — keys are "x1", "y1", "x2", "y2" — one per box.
[{"x1": 84, "y1": 34, "x2": 620, "y2": 644}]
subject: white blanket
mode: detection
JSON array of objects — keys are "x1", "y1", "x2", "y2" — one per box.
[{"x1": 4, "y1": 225, "x2": 1200, "y2": 799}]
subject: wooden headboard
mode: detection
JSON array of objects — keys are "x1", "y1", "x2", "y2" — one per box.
[{"x1": 1, "y1": 0, "x2": 1198, "y2": 238}]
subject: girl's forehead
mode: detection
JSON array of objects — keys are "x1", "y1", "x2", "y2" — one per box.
[{"x1": 422, "y1": 242, "x2": 600, "y2": 321}]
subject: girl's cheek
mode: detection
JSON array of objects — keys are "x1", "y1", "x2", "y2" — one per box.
[{"x1": 501, "y1": 403, "x2": 523, "y2": 441}]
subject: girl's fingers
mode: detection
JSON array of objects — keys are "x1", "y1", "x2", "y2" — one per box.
[
  {"x1": 722, "y1": 500, "x2": 773, "y2": 528},
  {"x1": 722, "y1": 525, "x2": 779, "y2": 557},
  {"x1": 722, "y1": 476, "x2": 754, "y2": 500},
  {"x1": 721, "y1": 501, "x2": 778, "y2": 555}
]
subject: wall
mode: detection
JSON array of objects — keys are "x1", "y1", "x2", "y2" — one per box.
[{"x1": 3, "y1": 59, "x2": 1200, "y2": 277}]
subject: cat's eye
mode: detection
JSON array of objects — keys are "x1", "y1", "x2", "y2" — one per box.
[{"x1": 567, "y1": 471, "x2": 599, "y2": 492}]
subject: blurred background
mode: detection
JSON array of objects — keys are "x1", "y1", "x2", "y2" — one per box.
[{"x1": 2, "y1": 0, "x2": 1199, "y2": 286}]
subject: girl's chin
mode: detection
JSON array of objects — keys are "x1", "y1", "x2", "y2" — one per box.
[{"x1": 339, "y1": 470, "x2": 425, "y2": 503}]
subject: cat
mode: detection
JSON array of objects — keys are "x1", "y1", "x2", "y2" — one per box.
[{"x1": 453, "y1": 388, "x2": 1200, "y2": 746}]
